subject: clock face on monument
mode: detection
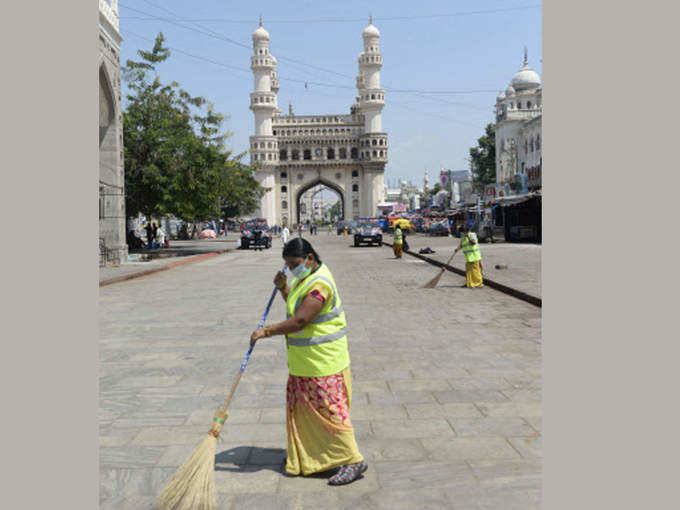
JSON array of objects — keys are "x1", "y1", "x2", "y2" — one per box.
[{"x1": 315, "y1": 148, "x2": 322, "y2": 157}]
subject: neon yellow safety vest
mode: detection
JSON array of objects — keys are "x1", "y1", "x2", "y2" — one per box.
[
  {"x1": 461, "y1": 233, "x2": 482, "y2": 263},
  {"x1": 285, "y1": 263, "x2": 350, "y2": 377},
  {"x1": 394, "y1": 228, "x2": 403, "y2": 244}
]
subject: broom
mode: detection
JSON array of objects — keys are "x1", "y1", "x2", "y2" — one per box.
[
  {"x1": 157, "y1": 265, "x2": 286, "y2": 510},
  {"x1": 423, "y1": 250, "x2": 457, "y2": 288}
]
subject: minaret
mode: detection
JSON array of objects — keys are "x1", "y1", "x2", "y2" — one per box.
[
  {"x1": 424, "y1": 170, "x2": 430, "y2": 192},
  {"x1": 357, "y1": 16, "x2": 385, "y2": 134},
  {"x1": 249, "y1": 18, "x2": 278, "y2": 224},
  {"x1": 249, "y1": 17, "x2": 278, "y2": 165}
]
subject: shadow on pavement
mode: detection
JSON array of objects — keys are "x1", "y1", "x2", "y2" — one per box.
[{"x1": 214, "y1": 446, "x2": 338, "y2": 479}]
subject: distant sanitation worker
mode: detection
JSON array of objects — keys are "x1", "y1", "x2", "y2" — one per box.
[
  {"x1": 392, "y1": 224, "x2": 403, "y2": 259},
  {"x1": 453, "y1": 225, "x2": 484, "y2": 288}
]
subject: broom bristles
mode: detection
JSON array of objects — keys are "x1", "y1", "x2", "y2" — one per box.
[
  {"x1": 157, "y1": 434, "x2": 217, "y2": 510},
  {"x1": 423, "y1": 268, "x2": 445, "y2": 288}
]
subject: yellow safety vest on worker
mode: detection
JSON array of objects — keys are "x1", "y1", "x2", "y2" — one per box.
[
  {"x1": 285, "y1": 264, "x2": 349, "y2": 377},
  {"x1": 461, "y1": 232, "x2": 482, "y2": 263},
  {"x1": 393, "y1": 228, "x2": 403, "y2": 244}
]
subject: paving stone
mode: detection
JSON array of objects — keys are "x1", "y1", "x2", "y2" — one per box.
[
  {"x1": 449, "y1": 417, "x2": 537, "y2": 437},
  {"x1": 475, "y1": 402, "x2": 542, "y2": 418},
  {"x1": 467, "y1": 458, "x2": 541, "y2": 487},
  {"x1": 214, "y1": 464, "x2": 281, "y2": 494},
  {"x1": 371, "y1": 418, "x2": 454, "y2": 439},
  {"x1": 349, "y1": 403, "x2": 408, "y2": 421},
  {"x1": 185, "y1": 407, "x2": 261, "y2": 426},
  {"x1": 433, "y1": 389, "x2": 510, "y2": 404},
  {"x1": 446, "y1": 488, "x2": 541, "y2": 509},
  {"x1": 290, "y1": 491, "x2": 341, "y2": 510},
  {"x1": 500, "y1": 388, "x2": 542, "y2": 402},
  {"x1": 375, "y1": 460, "x2": 476, "y2": 490},
  {"x1": 340, "y1": 487, "x2": 451, "y2": 509},
  {"x1": 99, "y1": 427, "x2": 142, "y2": 447},
  {"x1": 100, "y1": 466, "x2": 176, "y2": 500},
  {"x1": 368, "y1": 390, "x2": 436, "y2": 405},
  {"x1": 359, "y1": 437, "x2": 428, "y2": 462},
  {"x1": 446, "y1": 376, "x2": 513, "y2": 391},
  {"x1": 524, "y1": 416, "x2": 542, "y2": 433},
  {"x1": 100, "y1": 445, "x2": 167, "y2": 468},
  {"x1": 222, "y1": 492, "x2": 295, "y2": 510},
  {"x1": 507, "y1": 436, "x2": 542, "y2": 458},
  {"x1": 405, "y1": 402, "x2": 484, "y2": 419},
  {"x1": 259, "y1": 406, "x2": 287, "y2": 424},
  {"x1": 387, "y1": 378, "x2": 453, "y2": 392},
  {"x1": 420, "y1": 437, "x2": 521, "y2": 461}
]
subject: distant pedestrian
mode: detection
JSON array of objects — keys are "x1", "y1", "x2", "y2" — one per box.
[
  {"x1": 343, "y1": 225, "x2": 349, "y2": 239},
  {"x1": 453, "y1": 225, "x2": 484, "y2": 288},
  {"x1": 157, "y1": 225, "x2": 166, "y2": 248},
  {"x1": 282, "y1": 226, "x2": 290, "y2": 244},
  {"x1": 145, "y1": 222, "x2": 154, "y2": 249},
  {"x1": 298, "y1": 224, "x2": 303, "y2": 237},
  {"x1": 393, "y1": 224, "x2": 403, "y2": 259},
  {"x1": 152, "y1": 222, "x2": 159, "y2": 244},
  {"x1": 328, "y1": 224, "x2": 332, "y2": 235}
]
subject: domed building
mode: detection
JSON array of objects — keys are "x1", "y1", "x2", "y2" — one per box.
[
  {"x1": 494, "y1": 48, "x2": 542, "y2": 195},
  {"x1": 248, "y1": 17, "x2": 388, "y2": 226}
]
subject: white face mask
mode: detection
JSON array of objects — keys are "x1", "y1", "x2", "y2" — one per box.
[{"x1": 291, "y1": 259, "x2": 312, "y2": 279}]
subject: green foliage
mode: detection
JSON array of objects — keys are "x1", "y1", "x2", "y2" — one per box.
[
  {"x1": 122, "y1": 33, "x2": 263, "y2": 220},
  {"x1": 469, "y1": 123, "x2": 496, "y2": 191},
  {"x1": 328, "y1": 200, "x2": 342, "y2": 221}
]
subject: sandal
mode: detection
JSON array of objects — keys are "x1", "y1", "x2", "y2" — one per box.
[{"x1": 328, "y1": 460, "x2": 368, "y2": 486}]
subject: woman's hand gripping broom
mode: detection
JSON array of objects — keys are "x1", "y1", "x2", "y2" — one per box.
[{"x1": 157, "y1": 266, "x2": 287, "y2": 510}]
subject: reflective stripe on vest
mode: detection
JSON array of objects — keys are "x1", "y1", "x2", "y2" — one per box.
[{"x1": 286, "y1": 328, "x2": 348, "y2": 347}]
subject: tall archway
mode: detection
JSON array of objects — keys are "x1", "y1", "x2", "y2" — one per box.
[
  {"x1": 99, "y1": 65, "x2": 115, "y2": 146},
  {"x1": 295, "y1": 178, "x2": 344, "y2": 225}
]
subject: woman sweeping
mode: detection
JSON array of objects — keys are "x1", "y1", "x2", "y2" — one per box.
[
  {"x1": 250, "y1": 238, "x2": 367, "y2": 485},
  {"x1": 453, "y1": 225, "x2": 484, "y2": 288}
]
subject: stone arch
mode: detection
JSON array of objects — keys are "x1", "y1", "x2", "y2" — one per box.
[
  {"x1": 295, "y1": 178, "x2": 345, "y2": 224},
  {"x1": 99, "y1": 63, "x2": 116, "y2": 146}
]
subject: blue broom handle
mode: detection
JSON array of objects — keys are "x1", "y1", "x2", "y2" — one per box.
[{"x1": 239, "y1": 264, "x2": 287, "y2": 373}]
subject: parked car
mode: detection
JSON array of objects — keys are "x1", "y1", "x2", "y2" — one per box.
[
  {"x1": 240, "y1": 224, "x2": 272, "y2": 250},
  {"x1": 353, "y1": 221, "x2": 383, "y2": 247}
]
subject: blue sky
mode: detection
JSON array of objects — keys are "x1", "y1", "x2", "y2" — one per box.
[{"x1": 118, "y1": 0, "x2": 542, "y2": 188}]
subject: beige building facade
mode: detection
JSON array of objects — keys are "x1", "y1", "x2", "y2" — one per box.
[{"x1": 99, "y1": 0, "x2": 126, "y2": 263}]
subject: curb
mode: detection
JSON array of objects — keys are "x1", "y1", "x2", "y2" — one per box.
[
  {"x1": 383, "y1": 241, "x2": 541, "y2": 308},
  {"x1": 99, "y1": 251, "x2": 230, "y2": 287}
]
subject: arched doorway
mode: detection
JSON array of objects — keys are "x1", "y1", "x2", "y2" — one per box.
[{"x1": 295, "y1": 179, "x2": 344, "y2": 225}]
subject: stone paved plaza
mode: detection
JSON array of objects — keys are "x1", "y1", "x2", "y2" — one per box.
[{"x1": 99, "y1": 234, "x2": 542, "y2": 509}]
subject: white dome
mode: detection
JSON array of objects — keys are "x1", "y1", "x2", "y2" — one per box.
[
  {"x1": 497, "y1": 90, "x2": 506, "y2": 101},
  {"x1": 505, "y1": 84, "x2": 516, "y2": 96},
  {"x1": 252, "y1": 25, "x2": 270, "y2": 41},
  {"x1": 511, "y1": 64, "x2": 541, "y2": 91},
  {"x1": 362, "y1": 24, "x2": 380, "y2": 38}
]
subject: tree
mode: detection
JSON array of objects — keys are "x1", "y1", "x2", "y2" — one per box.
[
  {"x1": 469, "y1": 123, "x2": 496, "y2": 192},
  {"x1": 122, "y1": 33, "x2": 264, "y2": 221},
  {"x1": 328, "y1": 200, "x2": 342, "y2": 221}
]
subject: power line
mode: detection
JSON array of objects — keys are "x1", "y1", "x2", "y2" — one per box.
[
  {"x1": 122, "y1": 30, "x2": 491, "y2": 127},
  {"x1": 119, "y1": 4, "x2": 541, "y2": 24}
]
